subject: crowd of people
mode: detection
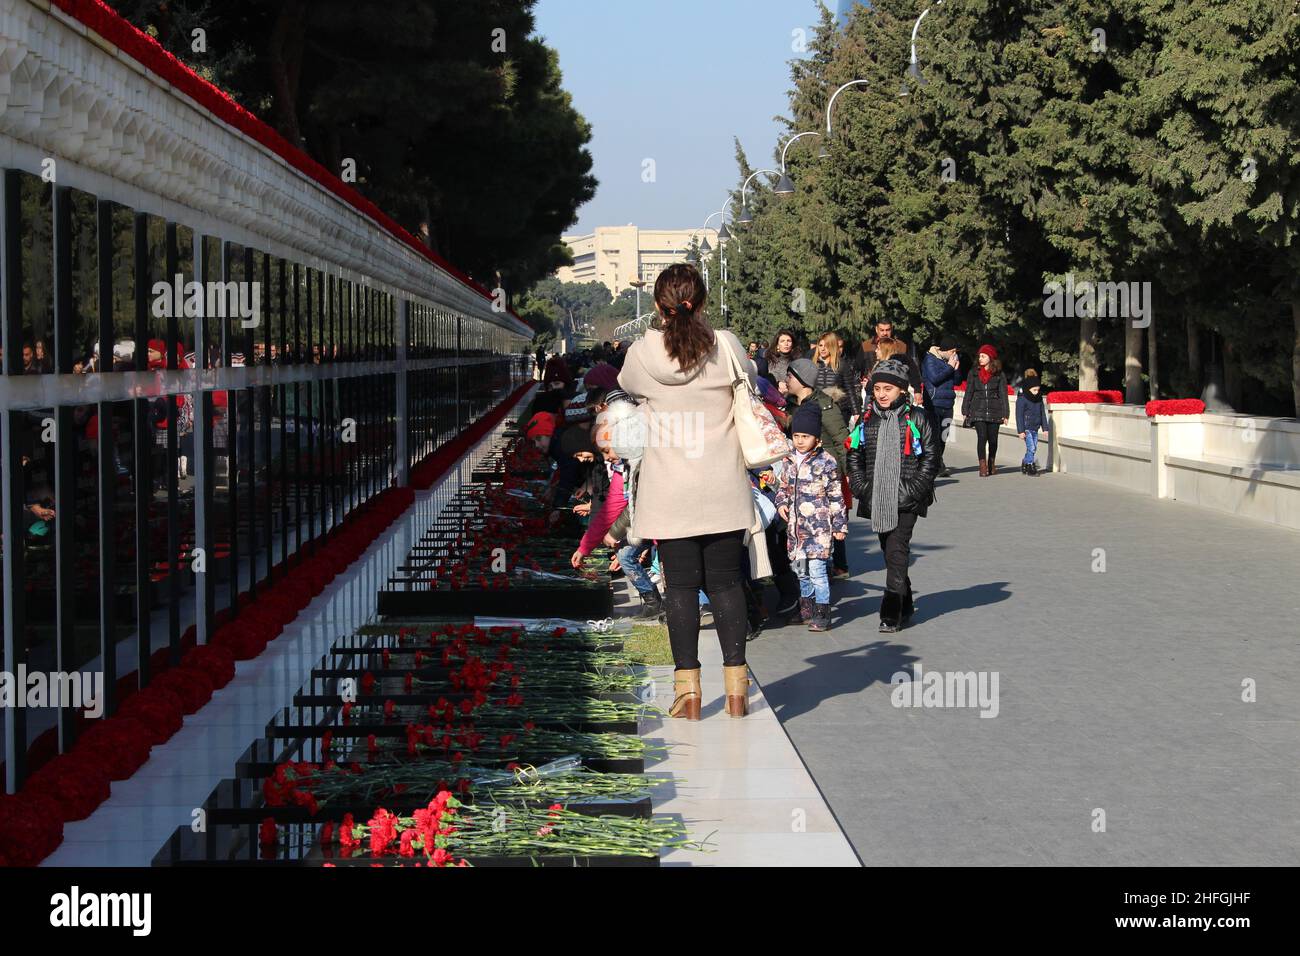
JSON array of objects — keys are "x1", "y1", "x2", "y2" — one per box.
[{"x1": 519, "y1": 263, "x2": 1049, "y2": 719}]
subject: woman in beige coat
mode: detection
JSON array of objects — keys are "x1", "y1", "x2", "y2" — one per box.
[{"x1": 617, "y1": 264, "x2": 754, "y2": 719}]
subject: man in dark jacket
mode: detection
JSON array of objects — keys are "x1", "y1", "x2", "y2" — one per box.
[
  {"x1": 846, "y1": 358, "x2": 939, "y2": 632},
  {"x1": 920, "y1": 336, "x2": 961, "y2": 477},
  {"x1": 855, "y1": 319, "x2": 918, "y2": 373}
]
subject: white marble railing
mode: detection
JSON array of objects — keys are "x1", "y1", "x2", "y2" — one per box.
[{"x1": 1048, "y1": 403, "x2": 1300, "y2": 531}]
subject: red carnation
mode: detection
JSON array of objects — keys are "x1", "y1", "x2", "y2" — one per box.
[
  {"x1": 181, "y1": 644, "x2": 236, "y2": 689},
  {"x1": 23, "y1": 753, "x2": 112, "y2": 822},
  {"x1": 0, "y1": 793, "x2": 64, "y2": 866},
  {"x1": 73, "y1": 717, "x2": 153, "y2": 779},
  {"x1": 118, "y1": 687, "x2": 185, "y2": 745},
  {"x1": 149, "y1": 667, "x2": 214, "y2": 714}
]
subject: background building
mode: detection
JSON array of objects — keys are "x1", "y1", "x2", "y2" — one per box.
[{"x1": 555, "y1": 226, "x2": 720, "y2": 296}]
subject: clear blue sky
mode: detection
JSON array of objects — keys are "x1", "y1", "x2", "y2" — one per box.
[{"x1": 533, "y1": 0, "x2": 833, "y2": 236}]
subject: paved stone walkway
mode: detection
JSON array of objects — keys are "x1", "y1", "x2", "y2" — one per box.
[{"x1": 744, "y1": 434, "x2": 1300, "y2": 866}]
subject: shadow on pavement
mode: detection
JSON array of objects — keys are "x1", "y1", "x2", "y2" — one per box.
[
  {"x1": 909, "y1": 580, "x2": 1012, "y2": 625},
  {"x1": 758, "y1": 639, "x2": 921, "y2": 723}
]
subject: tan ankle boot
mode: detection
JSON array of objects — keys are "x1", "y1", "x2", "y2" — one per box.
[
  {"x1": 669, "y1": 668, "x2": 702, "y2": 720},
  {"x1": 723, "y1": 665, "x2": 750, "y2": 717},
  {"x1": 978, "y1": 459, "x2": 988, "y2": 477}
]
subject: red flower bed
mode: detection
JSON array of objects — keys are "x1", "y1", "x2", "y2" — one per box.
[
  {"x1": 0, "y1": 793, "x2": 64, "y2": 866},
  {"x1": 2, "y1": 387, "x2": 520, "y2": 865},
  {"x1": 1046, "y1": 390, "x2": 1124, "y2": 404},
  {"x1": 117, "y1": 687, "x2": 185, "y2": 745},
  {"x1": 22, "y1": 754, "x2": 112, "y2": 821},
  {"x1": 1145, "y1": 399, "x2": 1206, "y2": 417},
  {"x1": 410, "y1": 383, "x2": 534, "y2": 489},
  {"x1": 149, "y1": 667, "x2": 215, "y2": 714},
  {"x1": 74, "y1": 717, "x2": 154, "y2": 780},
  {"x1": 182, "y1": 645, "x2": 235, "y2": 689}
]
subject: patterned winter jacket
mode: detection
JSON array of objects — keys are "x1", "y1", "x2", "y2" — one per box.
[{"x1": 774, "y1": 447, "x2": 848, "y2": 560}]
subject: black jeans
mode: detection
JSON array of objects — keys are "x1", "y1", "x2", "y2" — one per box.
[
  {"x1": 972, "y1": 419, "x2": 1000, "y2": 462},
  {"x1": 658, "y1": 529, "x2": 748, "y2": 670},
  {"x1": 929, "y1": 405, "x2": 953, "y2": 469},
  {"x1": 875, "y1": 511, "x2": 918, "y2": 595},
  {"x1": 765, "y1": 523, "x2": 800, "y2": 602}
]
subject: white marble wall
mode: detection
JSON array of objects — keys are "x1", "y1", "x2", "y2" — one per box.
[{"x1": 1049, "y1": 403, "x2": 1300, "y2": 530}]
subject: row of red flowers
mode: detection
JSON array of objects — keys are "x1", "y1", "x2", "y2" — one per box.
[
  {"x1": 0, "y1": 485, "x2": 415, "y2": 867},
  {"x1": 1045, "y1": 390, "x2": 1125, "y2": 404},
  {"x1": 408, "y1": 382, "x2": 534, "y2": 490},
  {"x1": 0, "y1": 384, "x2": 535, "y2": 866}
]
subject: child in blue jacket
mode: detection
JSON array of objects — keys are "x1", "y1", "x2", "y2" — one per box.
[{"x1": 1015, "y1": 372, "x2": 1048, "y2": 476}]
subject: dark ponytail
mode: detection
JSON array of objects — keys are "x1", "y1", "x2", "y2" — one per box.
[{"x1": 654, "y1": 263, "x2": 713, "y2": 374}]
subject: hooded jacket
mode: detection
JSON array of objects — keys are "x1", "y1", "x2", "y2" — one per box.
[
  {"x1": 921, "y1": 350, "x2": 960, "y2": 409},
  {"x1": 774, "y1": 446, "x2": 847, "y2": 560},
  {"x1": 789, "y1": 387, "x2": 850, "y2": 474},
  {"x1": 617, "y1": 327, "x2": 755, "y2": 540}
]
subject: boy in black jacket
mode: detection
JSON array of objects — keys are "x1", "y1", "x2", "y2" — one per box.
[
  {"x1": 1015, "y1": 371, "x2": 1049, "y2": 475},
  {"x1": 846, "y1": 359, "x2": 939, "y2": 633}
]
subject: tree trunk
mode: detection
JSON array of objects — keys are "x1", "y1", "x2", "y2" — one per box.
[
  {"x1": 1147, "y1": 310, "x2": 1159, "y2": 399},
  {"x1": 1079, "y1": 314, "x2": 1099, "y2": 390},
  {"x1": 1223, "y1": 338, "x2": 1243, "y2": 410},
  {"x1": 1124, "y1": 319, "x2": 1144, "y2": 403},
  {"x1": 1292, "y1": 297, "x2": 1300, "y2": 417},
  {"x1": 267, "y1": 1, "x2": 307, "y2": 148},
  {"x1": 1185, "y1": 317, "x2": 1201, "y2": 395}
]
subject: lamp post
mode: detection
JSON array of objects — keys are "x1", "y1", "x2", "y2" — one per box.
[
  {"x1": 900, "y1": 1, "x2": 943, "y2": 96},
  {"x1": 702, "y1": 209, "x2": 730, "y2": 315},
  {"x1": 738, "y1": 169, "x2": 779, "y2": 220},
  {"x1": 629, "y1": 277, "x2": 646, "y2": 321},
  {"x1": 820, "y1": 79, "x2": 869, "y2": 156},
  {"x1": 775, "y1": 132, "x2": 820, "y2": 194}
]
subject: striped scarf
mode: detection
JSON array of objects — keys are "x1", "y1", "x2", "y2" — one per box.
[{"x1": 870, "y1": 402, "x2": 903, "y2": 533}]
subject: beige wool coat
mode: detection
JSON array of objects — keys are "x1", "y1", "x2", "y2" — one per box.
[{"x1": 617, "y1": 326, "x2": 756, "y2": 541}]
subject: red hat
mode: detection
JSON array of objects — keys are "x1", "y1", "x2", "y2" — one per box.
[
  {"x1": 525, "y1": 412, "x2": 557, "y2": 439},
  {"x1": 978, "y1": 344, "x2": 999, "y2": 361}
]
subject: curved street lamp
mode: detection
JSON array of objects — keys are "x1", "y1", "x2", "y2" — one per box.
[
  {"x1": 775, "y1": 132, "x2": 820, "y2": 193},
  {"x1": 738, "y1": 168, "x2": 781, "y2": 220},
  {"x1": 820, "y1": 79, "x2": 869, "y2": 157},
  {"x1": 901, "y1": 1, "x2": 944, "y2": 96}
]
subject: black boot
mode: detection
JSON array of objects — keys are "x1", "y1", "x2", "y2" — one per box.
[
  {"x1": 901, "y1": 587, "x2": 914, "y2": 625},
  {"x1": 799, "y1": 596, "x2": 815, "y2": 625},
  {"x1": 879, "y1": 591, "x2": 903, "y2": 633},
  {"x1": 1021, "y1": 462, "x2": 1029, "y2": 475},
  {"x1": 636, "y1": 588, "x2": 664, "y2": 620},
  {"x1": 808, "y1": 603, "x2": 832, "y2": 632},
  {"x1": 1029, "y1": 462, "x2": 1040, "y2": 476}
]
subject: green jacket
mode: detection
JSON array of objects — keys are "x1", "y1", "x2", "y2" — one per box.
[{"x1": 792, "y1": 388, "x2": 849, "y2": 473}]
